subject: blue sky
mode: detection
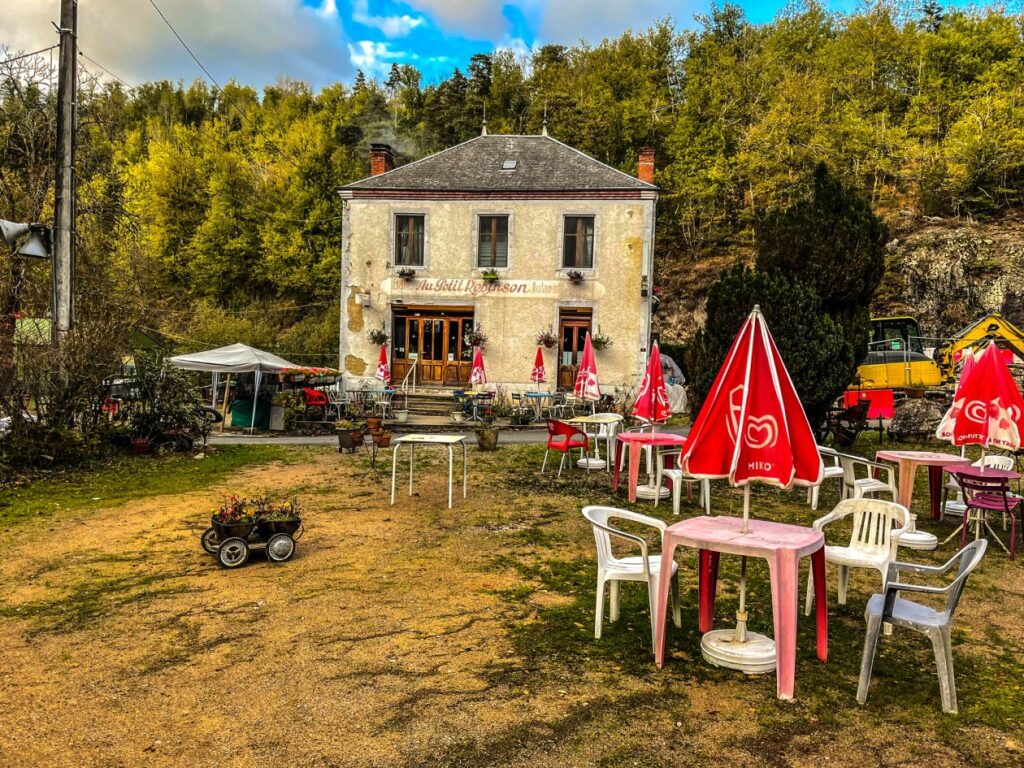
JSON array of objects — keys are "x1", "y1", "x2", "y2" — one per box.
[{"x1": 1, "y1": 0, "x2": 979, "y2": 91}]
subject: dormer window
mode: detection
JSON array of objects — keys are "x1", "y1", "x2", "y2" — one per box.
[{"x1": 501, "y1": 160, "x2": 517, "y2": 170}]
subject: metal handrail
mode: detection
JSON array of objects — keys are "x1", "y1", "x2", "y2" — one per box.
[{"x1": 401, "y1": 360, "x2": 417, "y2": 394}]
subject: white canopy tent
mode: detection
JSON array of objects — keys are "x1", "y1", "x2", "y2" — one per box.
[{"x1": 167, "y1": 343, "x2": 305, "y2": 433}]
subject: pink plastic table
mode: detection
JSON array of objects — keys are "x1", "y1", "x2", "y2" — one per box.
[
  {"x1": 654, "y1": 516, "x2": 827, "y2": 700},
  {"x1": 612, "y1": 432, "x2": 687, "y2": 502},
  {"x1": 875, "y1": 450, "x2": 971, "y2": 520}
]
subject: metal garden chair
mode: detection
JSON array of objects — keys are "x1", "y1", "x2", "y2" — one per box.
[{"x1": 856, "y1": 539, "x2": 987, "y2": 714}]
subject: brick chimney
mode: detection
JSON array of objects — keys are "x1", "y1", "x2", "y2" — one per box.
[
  {"x1": 638, "y1": 147, "x2": 655, "y2": 184},
  {"x1": 369, "y1": 143, "x2": 394, "y2": 176}
]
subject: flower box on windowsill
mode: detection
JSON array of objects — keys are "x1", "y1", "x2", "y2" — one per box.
[
  {"x1": 397, "y1": 268, "x2": 417, "y2": 280},
  {"x1": 566, "y1": 270, "x2": 585, "y2": 284},
  {"x1": 480, "y1": 271, "x2": 500, "y2": 282}
]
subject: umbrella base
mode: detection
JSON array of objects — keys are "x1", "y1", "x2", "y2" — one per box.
[
  {"x1": 635, "y1": 484, "x2": 670, "y2": 500},
  {"x1": 898, "y1": 530, "x2": 938, "y2": 551},
  {"x1": 701, "y1": 629, "x2": 776, "y2": 674},
  {"x1": 577, "y1": 457, "x2": 607, "y2": 470}
]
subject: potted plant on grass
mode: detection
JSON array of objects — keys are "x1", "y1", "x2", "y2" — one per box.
[
  {"x1": 336, "y1": 419, "x2": 364, "y2": 452},
  {"x1": 212, "y1": 496, "x2": 258, "y2": 539},
  {"x1": 536, "y1": 327, "x2": 558, "y2": 349},
  {"x1": 474, "y1": 413, "x2": 501, "y2": 451}
]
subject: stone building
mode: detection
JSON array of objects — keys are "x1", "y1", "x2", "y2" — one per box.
[{"x1": 339, "y1": 131, "x2": 658, "y2": 391}]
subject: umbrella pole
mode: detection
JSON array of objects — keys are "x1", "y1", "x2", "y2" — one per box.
[{"x1": 735, "y1": 484, "x2": 751, "y2": 643}]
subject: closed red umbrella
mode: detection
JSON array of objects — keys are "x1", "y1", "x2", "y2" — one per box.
[
  {"x1": 936, "y1": 342, "x2": 1024, "y2": 451},
  {"x1": 470, "y1": 346, "x2": 487, "y2": 387},
  {"x1": 631, "y1": 341, "x2": 672, "y2": 424},
  {"x1": 681, "y1": 306, "x2": 822, "y2": 665},
  {"x1": 683, "y1": 306, "x2": 822, "y2": 503},
  {"x1": 375, "y1": 345, "x2": 391, "y2": 386},
  {"x1": 573, "y1": 332, "x2": 601, "y2": 402},
  {"x1": 530, "y1": 347, "x2": 546, "y2": 386}
]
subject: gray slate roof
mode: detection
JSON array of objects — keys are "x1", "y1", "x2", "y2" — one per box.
[{"x1": 342, "y1": 135, "x2": 656, "y2": 192}]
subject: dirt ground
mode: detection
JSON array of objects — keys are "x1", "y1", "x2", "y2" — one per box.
[{"x1": 0, "y1": 444, "x2": 1021, "y2": 767}]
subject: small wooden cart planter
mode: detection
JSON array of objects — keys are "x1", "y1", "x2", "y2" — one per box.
[{"x1": 201, "y1": 514, "x2": 303, "y2": 568}]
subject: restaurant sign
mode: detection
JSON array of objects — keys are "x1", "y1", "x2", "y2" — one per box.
[{"x1": 390, "y1": 278, "x2": 564, "y2": 299}]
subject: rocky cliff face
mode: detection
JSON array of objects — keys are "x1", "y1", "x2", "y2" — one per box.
[{"x1": 654, "y1": 210, "x2": 1024, "y2": 344}]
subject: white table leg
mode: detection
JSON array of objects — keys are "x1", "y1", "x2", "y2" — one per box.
[
  {"x1": 409, "y1": 444, "x2": 415, "y2": 496},
  {"x1": 390, "y1": 444, "x2": 399, "y2": 505},
  {"x1": 448, "y1": 445, "x2": 454, "y2": 508}
]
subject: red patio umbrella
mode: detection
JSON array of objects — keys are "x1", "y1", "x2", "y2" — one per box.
[
  {"x1": 374, "y1": 345, "x2": 391, "y2": 387},
  {"x1": 470, "y1": 346, "x2": 487, "y2": 387},
  {"x1": 631, "y1": 341, "x2": 672, "y2": 424},
  {"x1": 681, "y1": 306, "x2": 822, "y2": 655},
  {"x1": 573, "y1": 332, "x2": 601, "y2": 402},
  {"x1": 530, "y1": 347, "x2": 546, "y2": 387},
  {"x1": 936, "y1": 342, "x2": 1024, "y2": 452}
]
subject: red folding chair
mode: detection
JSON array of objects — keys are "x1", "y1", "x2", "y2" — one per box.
[{"x1": 542, "y1": 419, "x2": 589, "y2": 477}]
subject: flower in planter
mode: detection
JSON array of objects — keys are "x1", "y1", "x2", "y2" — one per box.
[
  {"x1": 591, "y1": 328, "x2": 613, "y2": 351},
  {"x1": 480, "y1": 270, "x2": 499, "y2": 281},
  {"x1": 257, "y1": 498, "x2": 300, "y2": 522},
  {"x1": 367, "y1": 322, "x2": 390, "y2": 346},
  {"x1": 536, "y1": 327, "x2": 558, "y2": 349},
  {"x1": 397, "y1": 267, "x2": 417, "y2": 280},
  {"x1": 566, "y1": 269, "x2": 585, "y2": 283},
  {"x1": 214, "y1": 495, "x2": 258, "y2": 525},
  {"x1": 464, "y1": 324, "x2": 488, "y2": 348}
]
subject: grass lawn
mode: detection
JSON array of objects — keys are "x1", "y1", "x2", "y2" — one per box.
[{"x1": 0, "y1": 439, "x2": 1021, "y2": 767}]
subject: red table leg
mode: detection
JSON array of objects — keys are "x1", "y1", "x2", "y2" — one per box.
[
  {"x1": 811, "y1": 547, "x2": 828, "y2": 662},
  {"x1": 698, "y1": 549, "x2": 719, "y2": 633},
  {"x1": 768, "y1": 549, "x2": 800, "y2": 700},
  {"x1": 612, "y1": 440, "x2": 622, "y2": 492},
  {"x1": 927, "y1": 465, "x2": 944, "y2": 521}
]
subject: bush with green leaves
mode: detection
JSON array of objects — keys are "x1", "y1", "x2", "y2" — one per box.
[{"x1": 128, "y1": 351, "x2": 206, "y2": 448}]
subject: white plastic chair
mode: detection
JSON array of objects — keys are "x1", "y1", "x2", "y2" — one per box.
[
  {"x1": 804, "y1": 498, "x2": 911, "y2": 616},
  {"x1": 582, "y1": 505, "x2": 681, "y2": 648},
  {"x1": 808, "y1": 446, "x2": 846, "y2": 510},
  {"x1": 655, "y1": 448, "x2": 710, "y2": 516},
  {"x1": 838, "y1": 453, "x2": 898, "y2": 500},
  {"x1": 595, "y1": 414, "x2": 624, "y2": 469},
  {"x1": 326, "y1": 387, "x2": 347, "y2": 420},
  {"x1": 942, "y1": 454, "x2": 1015, "y2": 523}
]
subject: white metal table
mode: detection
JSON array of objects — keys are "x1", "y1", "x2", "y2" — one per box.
[
  {"x1": 569, "y1": 413, "x2": 624, "y2": 471},
  {"x1": 390, "y1": 434, "x2": 468, "y2": 509}
]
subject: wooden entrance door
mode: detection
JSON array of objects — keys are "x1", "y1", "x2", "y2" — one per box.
[
  {"x1": 558, "y1": 310, "x2": 593, "y2": 390},
  {"x1": 392, "y1": 313, "x2": 473, "y2": 386}
]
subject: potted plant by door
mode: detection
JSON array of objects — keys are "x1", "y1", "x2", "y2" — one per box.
[
  {"x1": 591, "y1": 328, "x2": 613, "y2": 351},
  {"x1": 367, "y1": 323, "x2": 390, "y2": 346},
  {"x1": 536, "y1": 327, "x2": 558, "y2": 349},
  {"x1": 391, "y1": 393, "x2": 409, "y2": 423}
]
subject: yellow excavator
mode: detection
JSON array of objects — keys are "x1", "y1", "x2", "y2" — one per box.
[{"x1": 854, "y1": 313, "x2": 1024, "y2": 391}]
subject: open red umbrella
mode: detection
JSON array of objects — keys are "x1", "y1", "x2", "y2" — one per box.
[
  {"x1": 573, "y1": 332, "x2": 601, "y2": 402},
  {"x1": 374, "y1": 345, "x2": 391, "y2": 386},
  {"x1": 631, "y1": 341, "x2": 672, "y2": 424},
  {"x1": 470, "y1": 346, "x2": 487, "y2": 386},
  {"x1": 530, "y1": 347, "x2": 546, "y2": 386},
  {"x1": 681, "y1": 306, "x2": 822, "y2": 664},
  {"x1": 936, "y1": 342, "x2": 1024, "y2": 451}
]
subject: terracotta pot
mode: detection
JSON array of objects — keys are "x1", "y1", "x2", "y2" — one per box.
[
  {"x1": 372, "y1": 432, "x2": 392, "y2": 448},
  {"x1": 366, "y1": 416, "x2": 383, "y2": 432},
  {"x1": 475, "y1": 428, "x2": 500, "y2": 451}
]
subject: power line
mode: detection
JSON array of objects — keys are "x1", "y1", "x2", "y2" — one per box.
[
  {"x1": 144, "y1": 0, "x2": 305, "y2": 173},
  {"x1": 0, "y1": 45, "x2": 60, "y2": 66},
  {"x1": 78, "y1": 51, "x2": 132, "y2": 90},
  {"x1": 141, "y1": 325, "x2": 336, "y2": 359}
]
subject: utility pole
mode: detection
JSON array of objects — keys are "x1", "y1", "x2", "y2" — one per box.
[{"x1": 52, "y1": 0, "x2": 77, "y2": 341}]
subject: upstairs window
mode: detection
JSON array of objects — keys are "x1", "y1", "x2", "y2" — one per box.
[
  {"x1": 563, "y1": 215, "x2": 594, "y2": 269},
  {"x1": 395, "y1": 214, "x2": 425, "y2": 266},
  {"x1": 477, "y1": 215, "x2": 509, "y2": 269}
]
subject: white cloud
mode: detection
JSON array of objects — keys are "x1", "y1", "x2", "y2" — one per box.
[
  {"x1": 347, "y1": 40, "x2": 408, "y2": 79},
  {"x1": 352, "y1": 0, "x2": 426, "y2": 38},
  {"x1": 0, "y1": 0, "x2": 351, "y2": 89}
]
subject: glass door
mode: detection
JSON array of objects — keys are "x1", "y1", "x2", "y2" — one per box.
[{"x1": 558, "y1": 310, "x2": 592, "y2": 390}]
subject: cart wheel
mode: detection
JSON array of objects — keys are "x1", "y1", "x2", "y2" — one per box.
[
  {"x1": 217, "y1": 537, "x2": 249, "y2": 568},
  {"x1": 200, "y1": 527, "x2": 220, "y2": 554},
  {"x1": 266, "y1": 533, "x2": 295, "y2": 563}
]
